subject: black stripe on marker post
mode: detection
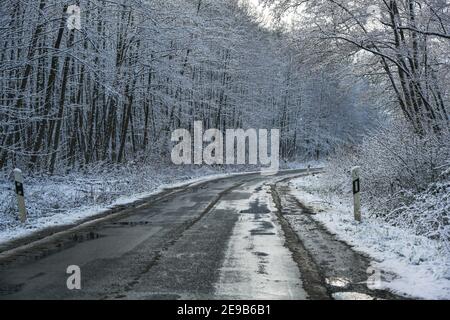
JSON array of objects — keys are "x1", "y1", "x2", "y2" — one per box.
[
  {"x1": 353, "y1": 178, "x2": 360, "y2": 194},
  {"x1": 15, "y1": 181, "x2": 24, "y2": 196}
]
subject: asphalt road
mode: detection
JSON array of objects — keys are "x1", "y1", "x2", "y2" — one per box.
[{"x1": 0, "y1": 169, "x2": 401, "y2": 300}]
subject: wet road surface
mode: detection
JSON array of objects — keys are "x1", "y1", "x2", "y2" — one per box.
[{"x1": 0, "y1": 170, "x2": 401, "y2": 299}]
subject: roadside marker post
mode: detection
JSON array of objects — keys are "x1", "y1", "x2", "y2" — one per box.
[
  {"x1": 13, "y1": 168, "x2": 27, "y2": 223},
  {"x1": 352, "y1": 166, "x2": 361, "y2": 222}
]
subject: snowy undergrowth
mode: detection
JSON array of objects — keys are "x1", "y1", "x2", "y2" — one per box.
[
  {"x1": 290, "y1": 174, "x2": 450, "y2": 300},
  {"x1": 325, "y1": 124, "x2": 450, "y2": 247}
]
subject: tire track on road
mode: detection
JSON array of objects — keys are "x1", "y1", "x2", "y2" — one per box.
[{"x1": 271, "y1": 179, "x2": 405, "y2": 300}]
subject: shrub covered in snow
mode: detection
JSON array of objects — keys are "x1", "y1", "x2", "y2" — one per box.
[{"x1": 324, "y1": 120, "x2": 450, "y2": 248}]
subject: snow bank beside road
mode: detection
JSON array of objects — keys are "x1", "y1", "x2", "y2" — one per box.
[{"x1": 290, "y1": 174, "x2": 450, "y2": 300}]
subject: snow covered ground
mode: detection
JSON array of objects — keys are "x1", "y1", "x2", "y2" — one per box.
[{"x1": 290, "y1": 174, "x2": 450, "y2": 300}]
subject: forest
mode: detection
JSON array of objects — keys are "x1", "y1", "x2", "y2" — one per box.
[{"x1": 0, "y1": 0, "x2": 375, "y2": 174}]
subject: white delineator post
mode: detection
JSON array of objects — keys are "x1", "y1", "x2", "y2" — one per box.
[
  {"x1": 13, "y1": 168, "x2": 27, "y2": 223},
  {"x1": 352, "y1": 166, "x2": 361, "y2": 222}
]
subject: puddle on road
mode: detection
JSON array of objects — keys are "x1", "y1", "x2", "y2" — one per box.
[
  {"x1": 250, "y1": 230, "x2": 276, "y2": 236},
  {"x1": 254, "y1": 252, "x2": 269, "y2": 257},
  {"x1": 240, "y1": 198, "x2": 271, "y2": 214},
  {"x1": 0, "y1": 282, "x2": 24, "y2": 296},
  {"x1": 250, "y1": 219, "x2": 276, "y2": 236},
  {"x1": 3, "y1": 230, "x2": 106, "y2": 265},
  {"x1": 110, "y1": 221, "x2": 150, "y2": 227},
  {"x1": 71, "y1": 231, "x2": 103, "y2": 242}
]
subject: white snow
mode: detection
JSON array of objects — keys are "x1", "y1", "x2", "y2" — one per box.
[{"x1": 290, "y1": 174, "x2": 450, "y2": 300}]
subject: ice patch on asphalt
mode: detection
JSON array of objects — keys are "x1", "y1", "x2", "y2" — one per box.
[
  {"x1": 326, "y1": 277, "x2": 351, "y2": 289},
  {"x1": 332, "y1": 292, "x2": 375, "y2": 300}
]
